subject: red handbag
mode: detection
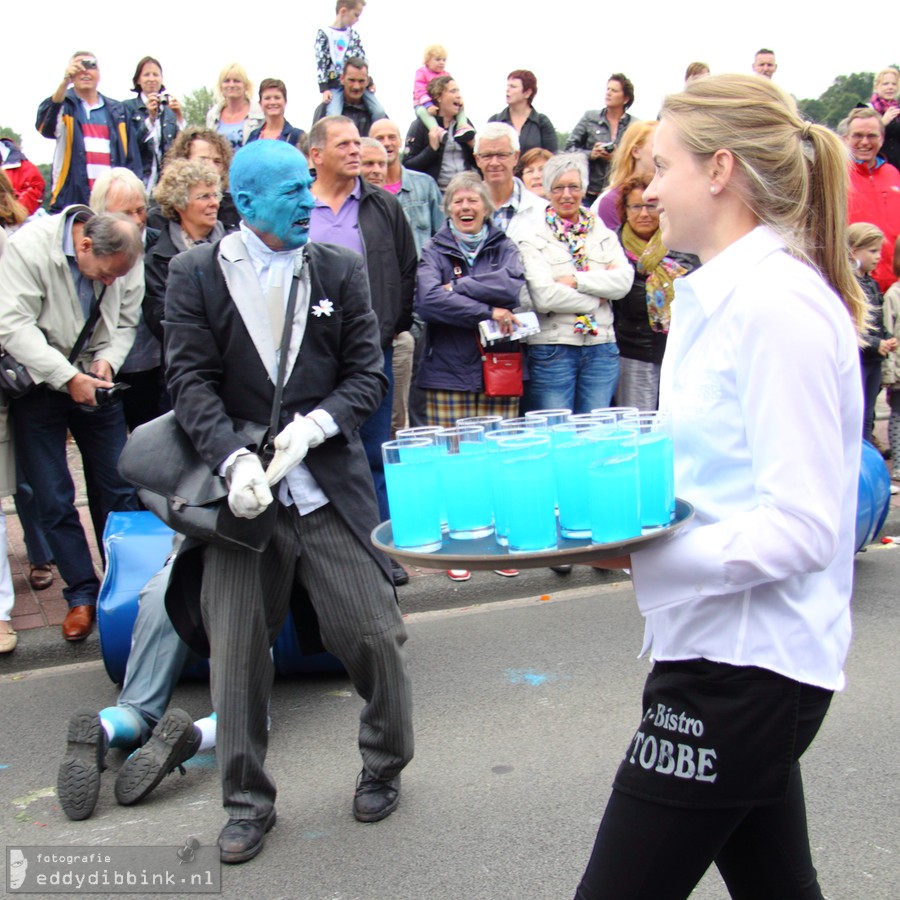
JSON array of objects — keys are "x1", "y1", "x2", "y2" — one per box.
[{"x1": 478, "y1": 338, "x2": 523, "y2": 397}]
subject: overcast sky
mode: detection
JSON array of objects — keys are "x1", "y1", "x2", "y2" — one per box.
[{"x1": 7, "y1": 1, "x2": 895, "y2": 166}]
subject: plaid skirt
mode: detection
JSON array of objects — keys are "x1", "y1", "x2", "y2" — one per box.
[{"x1": 425, "y1": 390, "x2": 520, "y2": 429}]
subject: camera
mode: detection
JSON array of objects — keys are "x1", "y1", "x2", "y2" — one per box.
[
  {"x1": 602, "y1": 142, "x2": 616, "y2": 153},
  {"x1": 95, "y1": 382, "x2": 130, "y2": 407},
  {"x1": 80, "y1": 58, "x2": 98, "y2": 70},
  {"x1": 158, "y1": 92, "x2": 170, "y2": 107},
  {"x1": 77, "y1": 373, "x2": 130, "y2": 412}
]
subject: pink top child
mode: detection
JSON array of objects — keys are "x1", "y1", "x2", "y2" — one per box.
[{"x1": 413, "y1": 44, "x2": 451, "y2": 109}]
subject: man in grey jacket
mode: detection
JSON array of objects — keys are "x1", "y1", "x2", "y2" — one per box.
[{"x1": 0, "y1": 208, "x2": 143, "y2": 640}]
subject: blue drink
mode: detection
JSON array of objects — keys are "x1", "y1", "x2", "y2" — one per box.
[
  {"x1": 637, "y1": 432, "x2": 674, "y2": 527},
  {"x1": 588, "y1": 432, "x2": 641, "y2": 543},
  {"x1": 396, "y1": 426, "x2": 448, "y2": 528},
  {"x1": 442, "y1": 448, "x2": 493, "y2": 538},
  {"x1": 552, "y1": 426, "x2": 595, "y2": 539},
  {"x1": 383, "y1": 439, "x2": 443, "y2": 551},
  {"x1": 495, "y1": 434, "x2": 557, "y2": 552},
  {"x1": 438, "y1": 428, "x2": 493, "y2": 539}
]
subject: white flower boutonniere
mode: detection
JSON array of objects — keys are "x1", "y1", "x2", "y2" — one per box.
[{"x1": 311, "y1": 299, "x2": 334, "y2": 318}]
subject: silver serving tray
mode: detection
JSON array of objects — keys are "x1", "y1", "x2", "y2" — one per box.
[{"x1": 372, "y1": 499, "x2": 694, "y2": 570}]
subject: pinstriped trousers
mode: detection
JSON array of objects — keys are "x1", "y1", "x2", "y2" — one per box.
[{"x1": 200, "y1": 501, "x2": 414, "y2": 821}]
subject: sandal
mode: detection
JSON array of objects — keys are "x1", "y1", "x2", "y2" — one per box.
[{"x1": 0, "y1": 623, "x2": 17, "y2": 654}]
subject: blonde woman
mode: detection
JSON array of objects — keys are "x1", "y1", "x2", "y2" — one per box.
[
  {"x1": 591, "y1": 119, "x2": 657, "y2": 229},
  {"x1": 206, "y1": 62, "x2": 264, "y2": 151},
  {"x1": 871, "y1": 66, "x2": 900, "y2": 168},
  {"x1": 577, "y1": 74, "x2": 866, "y2": 899}
]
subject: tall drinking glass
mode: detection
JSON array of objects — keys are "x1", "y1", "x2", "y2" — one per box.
[
  {"x1": 551, "y1": 420, "x2": 609, "y2": 539},
  {"x1": 526, "y1": 408, "x2": 572, "y2": 429},
  {"x1": 590, "y1": 407, "x2": 640, "y2": 424},
  {"x1": 486, "y1": 426, "x2": 535, "y2": 546},
  {"x1": 437, "y1": 426, "x2": 493, "y2": 539},
  {"x1": 382, "y1": 437, "x2": 443, "y2": 551},
  {"x1": 498, "y1": 416, "x2": 547, "y2": 432},
  {"x1": 397, "y1": 426, "x2": 447, "y2": 530},
  {"x1": 587, "y1": 424, "x2": 642, "y2": 544},
  {"x1": 494, "y1": 432, "x2": 557, "y2": 552},
  {"x1": 636, "y1": 412, "x2": 675, "y2": 527},
  {"x1": 456, "y1": 415, "x2": 504, "y2": 431}
]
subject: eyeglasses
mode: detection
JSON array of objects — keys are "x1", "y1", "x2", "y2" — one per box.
[
  {"x1": 476, "y1": 152, "x2": 515, "y2": 161},
  {"x1": 192, "y1": 191, "x2": 222, "y2": 203},
  {"x1": 849, "y1": 132, "x2": 881, "y2": 142},
  {"x1": 550, "y1": 184, "x2": 583, "y2": 195},
  {"x1": 627, "y1": 203, "x2": 658, "y2": 213}
]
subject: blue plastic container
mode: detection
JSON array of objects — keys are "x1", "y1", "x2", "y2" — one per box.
[
  {"x1": 98, "y1": 511, "x2": 344, "y2": 684},
  {"x1": 856, "y1": 440, "x2": 892, "y2": 552}
]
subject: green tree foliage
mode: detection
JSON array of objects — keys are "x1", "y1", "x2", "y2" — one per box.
[
  {"x1": 798, "y1": 72, "x2": 875, "y2": 129},
  {"x1": 0, "y1": 125, "x2": 23, "y2": 146},
  {"x1": 180, "y1": 87, "x2": 215, "y2": 128}
]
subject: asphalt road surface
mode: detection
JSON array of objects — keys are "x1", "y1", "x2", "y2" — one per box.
[{"x1": 1, "y1": 550, "x2": 897, "y2": 899}]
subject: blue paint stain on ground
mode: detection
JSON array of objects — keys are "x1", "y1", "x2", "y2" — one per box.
[
  {"x1": 184, "y1": 753, "x2": 217, "y2": 769},
  {"x1": 504, "y1": 668, "x2": 557, "y2": 686}
]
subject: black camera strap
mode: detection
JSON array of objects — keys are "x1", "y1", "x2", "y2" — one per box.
[{"x1": 68, "y1": 285, "x2": 108, "y2": 364}]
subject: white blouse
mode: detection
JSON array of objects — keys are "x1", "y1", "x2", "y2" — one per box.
[{"x1": 631, "y1": 226, "x2": 862, "y2": 690}]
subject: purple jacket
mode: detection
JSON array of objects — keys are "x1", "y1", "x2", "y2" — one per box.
[{"x1": 416, "y1": 221, "x2": 525, "y2": 392}]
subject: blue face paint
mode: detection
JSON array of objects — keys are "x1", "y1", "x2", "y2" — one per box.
[{"x1": 231, "y1": 142, "x2": 316, "y2": 250}]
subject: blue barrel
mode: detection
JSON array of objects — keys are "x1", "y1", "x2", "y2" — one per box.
[
  {"x1": 857, "y1": 440, "x2": 892, "y2": 552},
  {"x1": 98, "y1": 511, "x2": 344, "y2": 684}
]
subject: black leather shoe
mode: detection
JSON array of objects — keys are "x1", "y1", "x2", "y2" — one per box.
[
  {"x1": 218, "y1": 808, "x2": 276, "y2": 864},
  {"x1": 353, "y1": 769, "x2": 400, "y2": 823},
  {"x1": 58, "y1": 709, "x2": 107, "y2": 820},
  {"x1": 390, "y1": 558, "x2": 409, "y2": 587},
  {"x1": 115, "y1": 709, "x2": 201, "y2": 806}
]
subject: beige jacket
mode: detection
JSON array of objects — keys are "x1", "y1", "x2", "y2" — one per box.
[
  {"x1": 0, "y1": 206, "x2": 141, "y2": 391},
  {"x1": 518, "y1": 216, "x2": 634, "y2": 346}
]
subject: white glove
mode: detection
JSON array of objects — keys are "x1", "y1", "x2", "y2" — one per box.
[
  {"x1": 264, "y1": 414, "x2": 326, "y2": 486},
  {"x1": 227, "y1": 453, "x2": 274, "y2": 519}
]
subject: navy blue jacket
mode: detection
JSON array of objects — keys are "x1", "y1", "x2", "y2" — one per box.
[
  {"x1": 123, "y1": 96, "x2": 180, "y2": 186},
  {"x1": 416, "y1": 221, "x2": 525, "y2": 392},
  {"x1": 36, "y1": 90, "x2": 143, "y2": 211},
  {"x1": 247, "y1": 119, "x2": 306, "y2": 149}
]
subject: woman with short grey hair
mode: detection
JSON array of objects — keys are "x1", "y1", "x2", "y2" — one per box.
[
  {"x1": 518, "y1": 152, "x2": 634, "y2": 414},
  {"x1": 144, "y1": 160, "x2": 224, "y2": 341}
]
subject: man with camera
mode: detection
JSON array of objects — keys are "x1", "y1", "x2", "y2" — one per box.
[
  {"x1": 36, "y1": 52, "x2": 143, "y2": 212},
  {"x1": 0, "y1": 208, "x2": 143, "y2": 640}
]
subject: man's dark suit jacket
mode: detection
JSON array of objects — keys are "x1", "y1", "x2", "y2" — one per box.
[{"x1": 161, "y1": 237, "x2": 390, "y2": 657}]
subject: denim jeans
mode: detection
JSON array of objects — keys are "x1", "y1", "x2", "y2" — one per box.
[
  {"x1": 358, "y1": 346, "x2": 394, "y2": 522},
  {"x1": 524, "y1": 342, "x2": 619, "y2": 415},
  {"x1": 11, "y1": 387, "x2": 139, "y2": 607}
]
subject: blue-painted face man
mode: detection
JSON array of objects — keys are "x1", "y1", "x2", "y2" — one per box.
[{"x1": 230, "y1": 140, "x2": 315, "y2": 250}]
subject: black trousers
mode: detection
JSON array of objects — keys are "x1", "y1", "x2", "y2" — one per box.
[{"x1": 575, "y1": 677, "x2": 832, "y2": 900}]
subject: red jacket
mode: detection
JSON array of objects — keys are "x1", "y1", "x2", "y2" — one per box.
[
  {"x1": 848, "y1": 157, "x2": 900, "y2": 292},
  {"x1": 0, "y1": 139, "x2": 44, "y2": 215}
]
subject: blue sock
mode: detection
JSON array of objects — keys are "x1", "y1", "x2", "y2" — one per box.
[{"x1": 99, "y1": 706, "x2": 143, "y2": 749}]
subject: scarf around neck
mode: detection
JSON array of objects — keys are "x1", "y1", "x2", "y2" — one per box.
[
  {"x1": 450, "y1": 221, "x2": 488, "y2": 267},
  {"x1": 545, "y1": 205, "x2": 594, "y2": 271},
  {"x1": 620, "y1": 223, "x2": 687, "y2": 333},
  {"x1": 871, "y1": 93, "x2": 899, "y2": 115}
]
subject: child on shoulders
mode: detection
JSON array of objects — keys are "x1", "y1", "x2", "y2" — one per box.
[{"x1": 314, "y1": 0, "x2": 385, "y2": 119}]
